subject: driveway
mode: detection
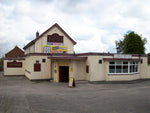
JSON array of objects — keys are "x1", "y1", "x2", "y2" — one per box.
[{"x1": 0, "y1": 72, "x2": 150, "y2": 113}]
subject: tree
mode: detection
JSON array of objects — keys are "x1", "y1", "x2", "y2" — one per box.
[
  {"x1": 0, "y1": 57, "x2": 4, "y2": 66},
  {"x1": 116, "y1": 31, "x2": 147, "y2": 54},
  {"x1": 115, "y1": 39, "x2": 125, "y2": 53},
  {"x1": 0, "y1": 57, "x2": 4, "y2": 71}
]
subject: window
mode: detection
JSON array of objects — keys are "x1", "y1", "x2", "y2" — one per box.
[
  {"x1": 99, "y1": 60, "x2": 102, "y2": 64},
  {"x1": 86, "y1": 65, "x2": 89, "y2": 73},
  {"x1": 34, "y1": 64, "x2": 41, "y2": 72},
  {"x1": 109, "y1": 61, "x2": 138, "y2": 74},
  {"x1": 42, "y1": 59, "x2": 46, "y2": 63}
]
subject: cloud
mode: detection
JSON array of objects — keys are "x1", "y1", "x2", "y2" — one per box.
[
  {"x1": 75, "y1": 34, "x2": 93, "y2": 41},
  {"x1": 1, "y1": 0, "x2": 150, "y2": 57}
]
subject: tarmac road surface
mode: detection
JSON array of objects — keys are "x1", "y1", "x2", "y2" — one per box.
[{"x1": 0, "y1": 72, "x2": 150, "y2": 113}]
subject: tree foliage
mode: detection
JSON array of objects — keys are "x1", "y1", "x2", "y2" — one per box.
[
  {"x1": 116, "y1": 31, "x2": 147, "y2": 54},
  {"x1": 0, "y1": 58, "x2": 4, "y2": 66},
  {"x1": 115, "y1": 39, "x2": 125, "y2": 53}
]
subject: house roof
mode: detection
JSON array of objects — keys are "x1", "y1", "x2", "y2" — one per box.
[
  {"x1": 25, "y1": 52, "x2": 147, "y2": 57},
  {"x1": 48, "y1": 56, "x2": 87, "y2": 60},
  {"x1": 23, "y1": 23, "x2": 76, "y2": 49},
  {"x1": 5, "y1": 46, "x2": 24, "y2": 58}
]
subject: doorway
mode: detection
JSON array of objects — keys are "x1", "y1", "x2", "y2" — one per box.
[{"x1": 59, "y1": 66, "x2": 69, "y2": 82}]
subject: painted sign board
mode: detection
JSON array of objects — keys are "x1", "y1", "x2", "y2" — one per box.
[
  {"x1": 114, "y1": 54, "x2": 132, "y2": 59},
  {"x1": 42, "y1": 45, "x2": 68, "y2": 54},
  {"x1": 68, "y1": 77, "x2": 75, "y2": 88},
  {"x1": 47, "y1": 42, "x2": 64, "y2": 46},
  {"x1": 43, "y1": 45, "x2": 51, "y2": 53},
  {"x1": 7, "y1": 61, "x2": 22, "y2": 68},
  {"x1": 68, "y1": 77, "x2": 74, "y2": 87},
  {"x1": 70, "y1": 68, "x2": 73, "y2": 72},
  {"x1": 47, "y1": 33, "x2": 63, "y2": 43}
]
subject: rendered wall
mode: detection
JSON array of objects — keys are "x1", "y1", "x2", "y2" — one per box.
[
  {"x1": 4, "y1": 60, "x2": 25, "y2": 76},
  {"x1": 24, "y1": 48, "x2": 29, "y2": 55},
  {"x1": 104, "y1": 56, "x2": 150, "y2": 81},
  {"x1": 52, "y1": 59, "x2": 86, "y2": 82},
  {"x1": 24, "y1": 44, "x2": 35, "y2": 54},
  {"x1": 85, "y1": 55, "x2": 150, "y2": 82},
  {"x1": 53, "y1": 60, "x2": 70, "y2": 82},
  {"x1": 70, "y1": 60, "x2": 86, "y2": 81},
  {"x1": 140, "y1": 56, "x2": 150, "y2": 79},
  {"x1": 25, "y1": 56, "x2": 51, "y2": 80},
  {"x1": 35, "y1": 26, "x2": 74, "y2": 54},
  {"x1": 105, "y1": 61, "x2": 141, "y2": 81},
  {"x1": 86, "y1": 55, "x2": 112, "y2": 81}
]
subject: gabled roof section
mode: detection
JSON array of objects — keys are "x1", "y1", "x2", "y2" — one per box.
[
  {"x1": 23, "y1": 23, "x2": 76, "y2": 49},
  {"x1": 5, "y1": 46, "x2": 24, "y2": 58},
  {"x1": 23, "y1": 39, "x2": 35, "y2": 49}
]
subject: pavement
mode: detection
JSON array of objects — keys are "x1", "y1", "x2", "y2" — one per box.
[{"x1": 1, "y1": 72, "x2": 150, "y2": 113}]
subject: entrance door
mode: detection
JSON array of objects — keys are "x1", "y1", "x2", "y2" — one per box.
[{"x1": 59, "y1": 66, "x2": 69, "y2": 82}]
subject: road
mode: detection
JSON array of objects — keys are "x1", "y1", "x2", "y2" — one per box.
[{"x1": 0, "y1": 72, "x2": 150, "y2": 113}]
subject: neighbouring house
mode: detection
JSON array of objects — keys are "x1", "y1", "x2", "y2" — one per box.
[
  {"x1": 5, "y1": 46, "x2": 24, "y2": 58},
  {"x1": 4, "y1": 46, "x2": 25, "y2": 76},
  {"x1": 4, "y1": 23, "x2": 150, "y2": 82}
]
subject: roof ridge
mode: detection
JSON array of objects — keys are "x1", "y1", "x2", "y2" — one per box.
[
  {"x1": 5, "y1": 46, "x2": 24, "y2": 58},
  {"x1": 23, "y1": 23, "x2": 76, "y2": 49}
]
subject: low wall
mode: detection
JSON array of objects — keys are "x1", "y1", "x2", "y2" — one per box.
[{"x1": 106, "y1": 73, "x2": 140, "y2": 81}]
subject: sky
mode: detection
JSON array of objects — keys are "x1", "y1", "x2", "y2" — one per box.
[{"x1": 1, "y1": 0, "x2": 150, "y2": 57}]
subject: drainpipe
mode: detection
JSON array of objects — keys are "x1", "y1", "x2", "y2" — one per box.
[{"x1": 50, "y1": 53, "x2": 53, "y2": 80}]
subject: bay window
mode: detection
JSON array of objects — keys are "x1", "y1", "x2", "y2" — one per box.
[{"x1": 109, "y1": 61, "x2": 138, "y2": 74}]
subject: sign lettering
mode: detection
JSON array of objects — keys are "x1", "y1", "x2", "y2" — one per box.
[
  {"x1": 114, "y1": 54, "x2": 132, "y2": 59},
  {"x1": 7, "y1": 61, "x2": 22, "y2": 68},
  {"x1": 42, "y1": 45, "x2": 68, "y2": 54}
]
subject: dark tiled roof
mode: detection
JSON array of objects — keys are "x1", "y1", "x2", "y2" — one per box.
[
  {"x1": 23, "y1": 39, "x2": 35, "y2": 50},
  {"x1": 26, "y1": 52, "x2": 148, "y2": 57},
  {"x1": 23, "y1": 23, "x2": 76, "y2": 49},
  {"x1": 48, "y1": 56, "x2": 87, "y2": 60},
  {"x1": 5, "y1": 46, "x2": 24, "y2": 58}
]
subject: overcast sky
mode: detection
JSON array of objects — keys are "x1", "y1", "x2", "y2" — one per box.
[{"x1": 1, "y1": 0, "x2": 150, "y2": 57}]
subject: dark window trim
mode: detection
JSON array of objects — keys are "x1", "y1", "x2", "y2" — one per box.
[
  {"x1": 86, "y1": 65, "x2": 89, "y2": 73},
  {"x1": 34, "y1": 63, "x2": 41, "y2": 72}
]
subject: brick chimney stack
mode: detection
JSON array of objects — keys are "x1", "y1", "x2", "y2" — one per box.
[{"x1": 36, "y1": 31, "x2": 39, "y2": 38}]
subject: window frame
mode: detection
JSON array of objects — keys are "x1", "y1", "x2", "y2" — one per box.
[
  {"x1": 34, "y1": 63, "x2": 41, "y2": 72},
  {"x1": 109, "y1": 61, "x2": 139, "y2": 74},
  {"x1": 86, "y1": 65, "x2": 89, "y2": 73}
]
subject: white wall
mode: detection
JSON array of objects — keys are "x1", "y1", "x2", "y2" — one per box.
[
  {"x1": 70, "y1": 60, "x2": 86, "y2": 80},
  {"x1": 4, "y1": 60, "x2": 25, "y2": 76},
  {"x1": 25, "y1": 55, "x2": 51, "y2": 80},
  {"x1": 34, "y1": 26, "x2": 74, "y2": 54},
  {"x1": 140, "y1": 56, "x2": 150, "y2": 79},
  {"x1": 24, "y1": 44, "x2": 35, "y2": 54},
  {"x1": 85, "y1": 55, "x2": 150, "y2": 82},
  {"x1": 86, "y1": 55, "x2": 112, "y2": 81}
]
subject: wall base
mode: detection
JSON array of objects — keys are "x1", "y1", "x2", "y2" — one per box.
[{"x1": 89, "y1": 79, "x2": 150, "y2": 84}]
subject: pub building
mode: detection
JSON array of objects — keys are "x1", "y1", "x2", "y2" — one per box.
[{"x1": 4, "y1": 23, "x2": 150, "y2": 82}]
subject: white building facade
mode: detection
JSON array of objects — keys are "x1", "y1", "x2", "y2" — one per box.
[{"x1": 4, "y1": 23, "x2": 150, "y2": 82}]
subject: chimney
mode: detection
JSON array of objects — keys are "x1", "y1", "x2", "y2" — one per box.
[{"x1": 36, "y1": 31, "x2": 39, "y2": 38}]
